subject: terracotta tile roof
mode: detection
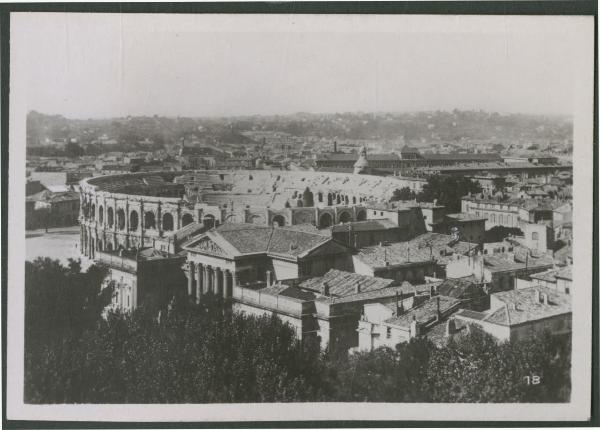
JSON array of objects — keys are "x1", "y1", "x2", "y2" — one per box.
[
  {"x1": 298, "y1": 269, "x2": 394, "y2": 298},
  {"x1": 384, "y1": 296, "x2": 461, "y2": 329},
  {"x1": 356, "y1": 232, "x2": 474, "y2": 268},
  {"x1": 437, "y1": 276, "x2": 484, "y2": 299},
  {"x1": 483, "y1": 253, "x2": 554, "y2": 273},
  {"x1": 188, "y1": 223, "x2": 346, "y2": 259},
  {"x1": 529, "y1": 269, "x2": 559, "y2": 283},
  {"x1": 331, "y1": 219, "x2": 400, "y2": 233},
  {"x1": 259, "y1": 284, "x2": 316, "y2": 302},
  {"x1": 555, "y1": 267, "x2": 572, "y2": 281},
  {"x1": 333, "y1": 281, "x2": 442, "y2": 304},
  {"x1": 485, "y1": 286, "x2": 571, "y2": 326}
]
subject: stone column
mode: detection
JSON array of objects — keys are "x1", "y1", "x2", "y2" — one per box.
[
  {"x1": 212, "y1": 268, "x2": 219, "y2": 295},
  {"x1": 187, "y1": 261, "x2": 195, "y2": 297},
  {"x1": 224, "y1": 270, "x2": 232, "y2": 299},
  {"x1": 195, "y1": 264, "x2": 203, "y2": 304},
  {"x1": 231, "y1": 271, "x2": 238, "y2": 289},
  {"x1": 219, "y1": 269, "x2": 227, "y2": 299},
  {"x1": 204, "y1": 266, "x2": 211, "y2": 295}
]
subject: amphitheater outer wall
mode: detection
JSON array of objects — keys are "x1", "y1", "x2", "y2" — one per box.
[{"x1": 78, "y1": 170, "x2": 403, "y2": 257}]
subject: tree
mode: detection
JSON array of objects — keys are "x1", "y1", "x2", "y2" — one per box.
[
  {"x1": 391, "y1": 187, "x2": 417, "y2": 202},
  {"x1": 492, "y1": 177, "x2": 507, "y2": 195},
  {"x1": 24, "y1": 261, "x2": 333, "y2": 403},
  {"x1": 417, "y1": 175, "x2": 482, "y2": 213},
  {"x1": 484, "y1": 226, "x2": 524, "y2": 243},
  {"x1": 64, "y1": 141, "x2": 84, "y2": 158}
]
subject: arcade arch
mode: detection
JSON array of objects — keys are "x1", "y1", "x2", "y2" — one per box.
[
  {"x1": 129, "y1": 210, "x2": 139, "y2": 231},
  {"x1": 339, "y1": 211, "x2": 352, "y2": 223},
  {"x1": 202, "y1": 214, "x2": 216, "y2": 229},
  {"x1": 117, "y1": 209, "x2": 126, "y2": 230},
  {"x1": 107, "y1": 207, "x2": 114, "y2": 228},
  {"x1": 319, "y1": 212, "x2": 333, "y2": 228},
  {"x1": 162, "y1": 213, "x2": 174, "y2": 231},
  {"x1": 144, "y1": 211, "x2": 156, "y2": 229},
  {"x1": 272, "y1": 215, "x2": 286, "y2": 227},
  {"x1": 182, "y1": 213, "x2": 194, "y2": 227}
]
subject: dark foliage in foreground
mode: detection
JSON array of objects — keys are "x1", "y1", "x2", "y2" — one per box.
[{"x1": 25, "y1": 258, "x2": 570, "y2": 404}]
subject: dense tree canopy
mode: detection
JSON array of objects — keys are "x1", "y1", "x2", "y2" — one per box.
[
  {"x1": 25, "y1": 258, "x2": 571, "y2": 404},
  {"x1": 391, "y1": 187, "x2": 418, "y2": 202},
  {"x1": 417, "y1": 175, "x2": 483, "y2": 213}
]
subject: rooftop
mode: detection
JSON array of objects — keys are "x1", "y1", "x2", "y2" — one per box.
[
  {"x1": 445, "y1": 213, "x2": 487, "y2": 222},
  {"x1": 185, "y1": 223, "x2": 348, "y2": 260},
  {"x1": 384, "y1": 295, "x2": 462, "y2": 328},
  {"x1": 298, "y1": 269, "x2": 395, "y2": 298},
  {"x1": 483, "y1": 253, "x2": 554, "y2": 273},
  {"x1": 356, "y1": 232, "x2": 475, "y2": 268},
  {"x1": 331, "y1": 219, "x2": 400, "y2": 234},
  {"x1": 436, "y1": 275, "x2": 484, "y2": 299},
  {"x1": 485, "y1": 287, "x2": 571, "y2": 326}
]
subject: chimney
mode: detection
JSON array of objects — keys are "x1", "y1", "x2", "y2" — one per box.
[
  {"x1": 321, "y1": 281, "x2": 330, "y2": 297},
  {"x1": 542, "y1": 293, "x2": 549, "y2": 305},
  {"x1": 333, "y1": 141, "x2": 337, "y2": 153},
  {"x1": 430, "y1": 284, "x2": 436, "y2": 297},
  {"x1": 534, "y1": 289, "x2": 541, "y2": 304},
  {"x1": 355, "y1": 282, "x2": 361, "y2": 294},
  {"x1": 266, "y1": 270, "x2": 272, "y2": 287},
  {"x1": 410, "y1": 315, "x2": 420, "y2": 338},
  {"x1": 446, "y1": 318, "x2": 456, "y2": 337},
  {"x1": 436, "y1": 296, "x2": 441, "y2": 321},
  {"x1": 433, "y1": 198, "x2": 438, "y2": 206}
]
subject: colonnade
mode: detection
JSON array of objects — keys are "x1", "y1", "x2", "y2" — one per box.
[{"x1": 186, "y1": 261, "x2": 237, "y2": 303}]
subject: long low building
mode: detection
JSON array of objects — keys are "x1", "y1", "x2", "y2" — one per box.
[{"x1": 232, "y1": 268, "x2": 442, "y2": 352}]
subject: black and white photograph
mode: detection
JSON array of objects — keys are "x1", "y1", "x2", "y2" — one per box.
[{"x1": 4, "y1": 6, "x2": 596, "y2": 424}]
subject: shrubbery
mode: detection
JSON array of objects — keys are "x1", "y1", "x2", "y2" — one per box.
[{"x1": 25, "y1": 258, "x2": 571, "y2": 404}]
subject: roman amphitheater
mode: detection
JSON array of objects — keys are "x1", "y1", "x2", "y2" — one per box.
[{"x1": 79, "y1": 170, "x2": 424, "y2": 257}]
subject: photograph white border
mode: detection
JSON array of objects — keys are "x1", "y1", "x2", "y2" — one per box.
[{"x1": 6, "y1": 12, "x2": 595, "y2": 422}]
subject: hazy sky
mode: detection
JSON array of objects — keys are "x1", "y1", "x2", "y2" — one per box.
[{"x1": 12, "y1": 13, "x2": 592, "y2": 118}]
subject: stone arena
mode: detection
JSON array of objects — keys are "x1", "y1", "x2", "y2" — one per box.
[{"x1": 79, "y1": 170, "x2": 422, "y2": 257}]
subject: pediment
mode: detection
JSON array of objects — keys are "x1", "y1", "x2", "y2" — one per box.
[
  {"x1": 302, "y1": 239, "x2": 350, "y2": 258},
  {"x1": 189, "y1": 237, "x2": 229, "y2": 257}
]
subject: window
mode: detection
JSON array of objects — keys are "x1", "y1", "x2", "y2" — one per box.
[{"x1": 386, "y1": 327, "x2": 392, "y2": 339}]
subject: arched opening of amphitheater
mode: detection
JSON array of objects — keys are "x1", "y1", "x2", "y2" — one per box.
[
  {"x1": 357, "y1": 210, "x2": 367, "y2": 221},
  {"x1": 319, "y1": 213, "x2": 333, "y2": 228},
  {"x1": 203, "y1": 214, "x2": 216, "y2": 229},
  {"x1": 163, "y1": 213, "x2": 174, "y2": 231},
  {"x1": 272, "y1": 215, "x2": 286, "y2": 227},
  {"x1": 107, "y1": 207, "x2": 114, "y2": 227},
  {"x1": 130, "y1": 211, "x2": 139, "y2": 231},
  {"x1": 117, "y1": 209, "x2": 126, "y2": 230},
  {"x1": 339, "y1": 212, "x2": 352, "y2": 223},
  {"x1": 182, "y1": 213, "x2": 194, "y2": 227},
  {"x1": 144, "y1": 212, "x2": 156, "y2": 229}
]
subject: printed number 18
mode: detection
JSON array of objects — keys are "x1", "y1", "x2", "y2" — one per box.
[{"x1": 524, "y1": 375, "x2": 541, "y2": 385}]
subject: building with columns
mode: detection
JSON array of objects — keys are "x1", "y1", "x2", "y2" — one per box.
[
  {"x1": 98, "y1": 247, "x2": 187, "y2": 313},
  {"x1": 181, "y1": 223, "x2": 353, "y2": 304}
]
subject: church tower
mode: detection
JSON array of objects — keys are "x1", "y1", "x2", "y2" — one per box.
[{"x1": 353, "y1": 145, "x2": 370, "y2": 175}]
